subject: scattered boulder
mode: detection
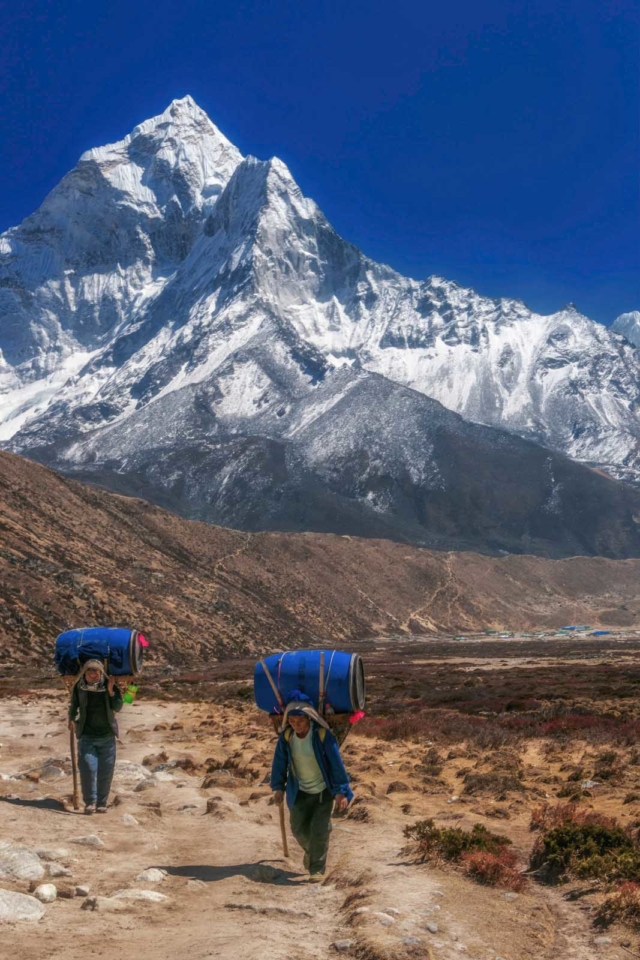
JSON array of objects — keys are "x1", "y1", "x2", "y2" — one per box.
[
  {"x1": 373, "y1": 911, "x2": 396, "y2": 926},
  {"x1": 0, "y1": 842, "x2": 45, "y2": 881},
  {"x1": 142, "y1": 752, "x2": 168, "y2": 768},
  {"x1": 72, "y1": 835, "x2": 105, "y2": 848},
  {"x1": 112, "y1": 888, "x2": 169, "y2": 903},
  {"x1": 332, "y1": 941, "x2": 356, "y2": 952},
  {"x1": 39, "y1": 765, "x2": 67, "y2": 781},
  {"x1": 33, "y1": 884, "x2": 57, "y2": 903},
  {"x1": 0, "y1": 889, "x2": 45, "y2": 922},
  {"x1": 76, "y1": 884, "x2": 91, "y2": 897},
  {"x1": 82, "y1": 896, "x2": 127, "y2": 913},
  {"x1": 35, "y1": 847, "x2": 71, "y2": 862},
  {"x1": 426, "y1": 922, "x2": 439, "y2": 934},
  {"x1": 55, "y1": 884, "x2": 78, "y2": 899},
  {"x1": 46, "y1": 863, "x2": 72, "y2": 878},
  {"x1": 135, "y1": 868, "x2": 165, "y2": 883},
  {"x1": 114, "y1": 761, "x2": 152, "y2": 783},
  {"x1": 186, "y1": 879, "x2": 206, "y2": 890},
  {"x1": 205, "y1": 797, "x2": 242, "y2": 819}
]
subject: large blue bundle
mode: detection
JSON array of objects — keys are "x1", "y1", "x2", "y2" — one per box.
[
  {"x1": 55, "y1": 627, "x2": 146, "y2": 676},
  {"x1": 254, "y1": 650, "x2": 365, "y2": 715}
]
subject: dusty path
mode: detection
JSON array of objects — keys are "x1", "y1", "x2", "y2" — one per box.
[{"x1": 0, "y1": 695, "x2": 631, "y2": 960}]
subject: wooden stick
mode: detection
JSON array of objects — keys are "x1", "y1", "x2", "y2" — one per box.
[
  {"x1": 278, "y1": 800, "x2": 289, "y2": 858},
  {"x1": 69, "y1": 724, "x2": 80, "y2": 811}
]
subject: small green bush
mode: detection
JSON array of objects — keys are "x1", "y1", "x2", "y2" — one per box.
[
  {"x1": 530, "y1": 806, "x2": 640, "y2": 884},
  {"x1": 404, "y1": 818, "x2": 511, "y2": 863}
]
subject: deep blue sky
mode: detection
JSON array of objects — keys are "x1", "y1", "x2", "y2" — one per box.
[{"x1": 1, "y1": 0, "x2": 638, "y2": 323}]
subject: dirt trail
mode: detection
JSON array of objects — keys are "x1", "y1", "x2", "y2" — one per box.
[{"x1": 0, "y1": 696, "x2": 630, "y2": 960}]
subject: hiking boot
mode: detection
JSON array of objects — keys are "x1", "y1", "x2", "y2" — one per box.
[
  {"x1": 308, "y1": 873, "x2": 324, "y2": 883},
  {"x1": 84, "y1": 804, "x2": 96, "y2": 815},
  {"x1": 96, "y1": 806, "x2": 108, "y2": 814}
]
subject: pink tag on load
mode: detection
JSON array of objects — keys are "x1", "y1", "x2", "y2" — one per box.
[{"x1": 138, "y1": 635, "x2": 150, "y2": 647}]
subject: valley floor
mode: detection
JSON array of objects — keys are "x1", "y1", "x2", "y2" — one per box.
[{"x1": 1, "y1": 660, "x2": 636, "y2": 960}]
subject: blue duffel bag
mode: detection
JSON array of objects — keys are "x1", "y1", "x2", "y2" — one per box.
[{"x1": 54, "y1": 627, "x2": 147, "y2": 676}]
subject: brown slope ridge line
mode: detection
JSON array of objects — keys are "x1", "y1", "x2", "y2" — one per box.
[{"x1": 1, "y1": 449, "x2": 639, "y2": 668}]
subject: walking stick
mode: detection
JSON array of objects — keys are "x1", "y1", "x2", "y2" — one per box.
[
  {"x1": 69, "y1": 724, "x2": 80, "y2": 810},
  {"x1": 278, "y1": 800, "x2": 289, "y2": 858}
]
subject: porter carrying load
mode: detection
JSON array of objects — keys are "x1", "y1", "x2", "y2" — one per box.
[{"x1": 54, "y1": 627, "x2": 148, "y2": 812}]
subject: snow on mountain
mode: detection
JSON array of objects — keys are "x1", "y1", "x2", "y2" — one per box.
[
  {"x1": 613, "y1": 311, "x2": 640, "y2": 348},
  {"x1": 0, "y1": 96, "x2": 242, "y2": 436},
  {"x1": 2, "y1": 97, "x2": 640, "y2": 555}
]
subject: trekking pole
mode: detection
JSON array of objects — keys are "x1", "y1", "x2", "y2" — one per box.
[
  {"x1": 278, "y1": 801, "x2": 289, "y2": 858},
  {"x1": 69, "y1": 724, "x2": 80, "y2": 810}
]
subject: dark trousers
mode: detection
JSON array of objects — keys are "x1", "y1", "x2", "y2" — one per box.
[
  {"x1": 289, "y1": 789, "x2": 333, "y2": 875},
  {"x1": 78, "y1": 735, "x2": 117, "y2": 807}
]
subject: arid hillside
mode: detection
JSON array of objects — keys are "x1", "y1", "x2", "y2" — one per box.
[{"x1": 1, "y1": 450, "x2": 639, "y2": 669}]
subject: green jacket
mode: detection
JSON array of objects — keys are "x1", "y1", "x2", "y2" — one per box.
[{"x1": 69, "y1": 683, "x2": 123, "y2": 737}]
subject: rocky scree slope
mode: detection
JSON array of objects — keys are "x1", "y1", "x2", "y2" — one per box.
[
  {"x1": 1, "y1": 451, "x2": 640, "y2": 669},
  {"x1": 2, "y1": 98, "x2": 640, "y2": 553}
]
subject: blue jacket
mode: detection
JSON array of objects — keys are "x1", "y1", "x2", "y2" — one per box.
[{"x1": 270, "y1": 722, "x2": 354, "y2": 810}]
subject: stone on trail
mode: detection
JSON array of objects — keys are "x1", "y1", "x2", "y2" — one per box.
[
  {"x1": 35, "y1": 847, "x2": 71, "y2": 861},
  {"x1": 39, "y1": 764, "x2": 67, "y2": 781},
  {"x1": 82, "y1": 896, "x2": 128, "y2": 913},
  {"x1": 135, "y1": 868, "x2": 165, "y2": 883},
  {"x1": 331, "y1": 941, "x2": 355, "y2": 952},
  {"x1": 46, "y1": 863, "x2": 72, "y2": 878},
  {"x1": 72, "y1": 835, "x2": 105, "y2": 848},
  {"x1": 121, "y1": 814, "x2": 139, "y2": 826},
  {"x1": 113, "y1": 888, "x2": 169, "y2": 903},
  {"x1": 186, "y1": 879, "x2": 206, "y2": 891},
  {"x1": 76, "y1": 885, "x2": 91, "y2": 897},
  {"x1": 426, "y1": 922, "x2": 439, "y2": 934},
  {"x1": 114, "y1": 761, "x2": 152, "y2": 782},
  {"x1": 373, "y1": 911, "x2": 396, "y2": 926},
  {"x1": 33, "y1": 884, "x2": 57, "y2": 903},
  {"x1": 0, "y1": 841, "x2": 45, "y2": 881},
  {"x1": 0, "y1": 889, "x2": 45, "y2": 922},
  {"x1": 225, "y1": 902, "x2": 313, "y2": 918}
]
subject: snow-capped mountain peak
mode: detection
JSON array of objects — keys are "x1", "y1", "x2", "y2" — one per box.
[
  {"x1": 2, "y1": 96, "x2": 640, "y2": 507},
  {"x1": 612, "y1": 311, "x2": 640, "y2": 347},
  {"x1": 78, "y1": 95, "x2": 242, "y2": 214}
]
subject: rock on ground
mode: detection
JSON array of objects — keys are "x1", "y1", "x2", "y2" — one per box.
[
  {"x1": 0, "y1": 889, "x2": 46, "y2": 922},
  {"x1": 33, "y1": 884, "x2": 57, "y2": 903},
  {"x1": 135, "y1": 868, "x2": 165, "y2": 883},
  {"x1": 0, "y1": 842, "x2": 45, "y2": 881}
]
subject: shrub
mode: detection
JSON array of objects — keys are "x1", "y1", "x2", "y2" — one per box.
[
  {"x1": 529, "y1": 804, "x2": 640, "y2": 884},
  {"x1": 404, "y1": 818, "x2": 511, "y2": 863},
  {"x1": 530, "y1": 803, "x2": 616, "y2": 833},
  {"x1": 462, "y1": 849, "x2": 526, "y2": 892},
  {"x1": 462, "y1": 771, "x2": 524, "y2": 797},
  {"x1": 595, "y1": 882, "x2": 640, "y2": 929}
]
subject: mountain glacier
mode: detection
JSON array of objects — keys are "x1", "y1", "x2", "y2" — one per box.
[{"x1": 2, "y1": 96, "x2": 640, "y2": 556}]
